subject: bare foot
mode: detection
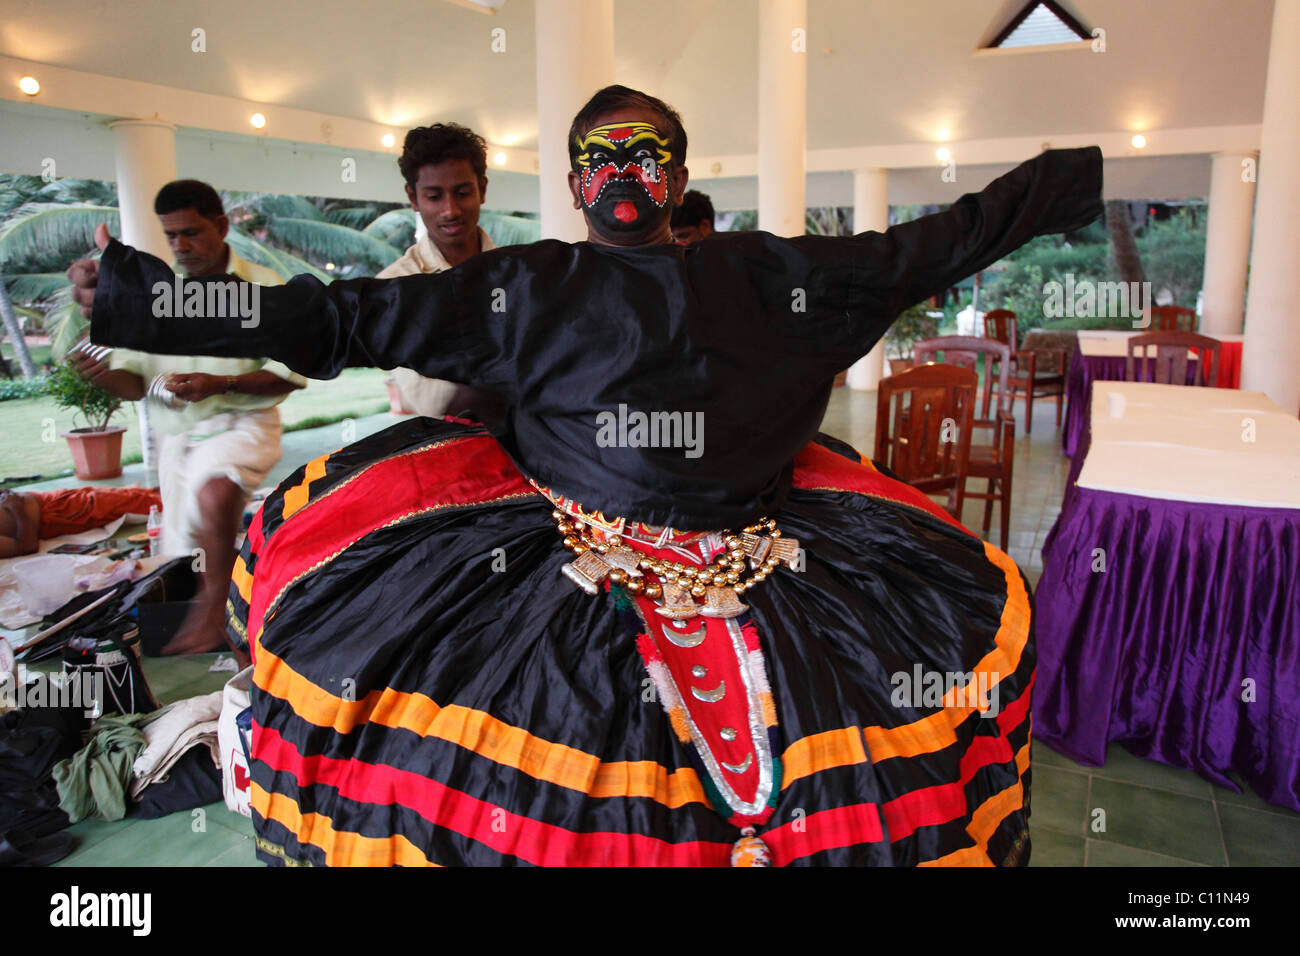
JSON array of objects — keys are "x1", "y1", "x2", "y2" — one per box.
[{"x1": 160, "y1": 604, "x2": 228, "y2": 656}]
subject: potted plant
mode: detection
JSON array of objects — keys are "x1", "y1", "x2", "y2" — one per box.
[
  {"x1": 884, "y1": 303, "x2": 941, "y2": 375},
  {"x1": 47, "y1": 361, "x2": 126, "y2": 479}
]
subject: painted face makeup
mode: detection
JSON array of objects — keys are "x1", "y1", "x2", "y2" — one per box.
[{"x1": 572, "y1": 122, "x2": 673, "y2": 233}]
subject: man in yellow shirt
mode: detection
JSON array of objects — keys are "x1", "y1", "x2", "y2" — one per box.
[
  {"x1": 377, "y1": 124, "x2": 503, "y2": 424},
  {"x1": 72, "y1": 180, "x2": 304, "y2": 659}
]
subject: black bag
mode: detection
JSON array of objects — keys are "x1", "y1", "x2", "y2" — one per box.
[
  {"x1": 60, "y1": 621, "x2": 159, "y2": 719},
  {"x1": 19, "y1": 558, "x2": 196, "y2": 715},
  {"x1": 0, "y1": 696, "x2": 85, "y2": 837}
]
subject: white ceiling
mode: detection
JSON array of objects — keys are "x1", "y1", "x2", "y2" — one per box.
[{"x1": 0, "y1": 0, "x2": 1277, "y2": 158}]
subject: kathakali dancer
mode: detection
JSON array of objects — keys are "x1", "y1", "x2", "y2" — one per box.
[{"x1": 77, "y1": 86, "x2": 1103, "y2": 866}]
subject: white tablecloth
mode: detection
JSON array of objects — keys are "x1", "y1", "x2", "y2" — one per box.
[{"x1": 1077, "y1": 381, "x2": 1300, "y2": 508}]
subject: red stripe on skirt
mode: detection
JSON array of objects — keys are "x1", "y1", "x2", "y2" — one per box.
[
  {"x1": 791, "y1": 441, "x2": 971, "y2": 535},
  {"x1": 245, "y1": 437, "x2": 534, "y2": 643},
  {"x1": 762, "y1": 802, "x2": 886, "y2": 861},
  {"x1": 255, "y1": 724, "x2": 731, "y2": 866},
  {"x1": 880, "y1": 733, "x2": 1020, "y2": 841}
]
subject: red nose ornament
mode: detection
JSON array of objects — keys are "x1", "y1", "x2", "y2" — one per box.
[{"x1": 614, "y1": 201, "x2": 638, "y2": 223}]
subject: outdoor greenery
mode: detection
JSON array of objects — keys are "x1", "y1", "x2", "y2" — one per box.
[
  {"x1": 0, "y1": 366, "x2": 392, "y2": 485},
  {"x1": 45, "y1": 360, "x2": 123, "y2": 431},
  {"x1": 0, "y1": 373, "x2": 50, "y2": 400},
  {"x1": 0, "y1": 174, "x2": 541, "y2": 363},
  {"x1": 884, "y1": 303, "x2": 941, "y2": 360}
]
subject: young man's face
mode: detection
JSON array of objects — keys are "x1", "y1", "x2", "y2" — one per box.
[
  {"x1": 406, "y1": 158, "x2": 487, "y2": 255},
  {"x1": 158, "y1": 209, "x2": 229, "y2": 277},
  {"x1": 567, "y1": 106, "x2": 688, "y2": 246},
  {"x1": 672, "y1": 220, "x2": 713, "y2": 246}
]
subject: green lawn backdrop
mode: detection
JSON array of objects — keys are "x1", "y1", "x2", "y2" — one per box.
[{"x1": 0, "y1": 364, "x2": 389, "y2": 483}]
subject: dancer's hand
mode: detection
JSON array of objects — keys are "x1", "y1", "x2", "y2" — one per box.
[{"x1": 67, "y1": 223, "x2": 113, "y2": 318}]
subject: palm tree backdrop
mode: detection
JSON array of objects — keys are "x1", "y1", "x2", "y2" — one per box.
[{"x1": 0, "y1": 174, "x2": 542, "y2": 370}]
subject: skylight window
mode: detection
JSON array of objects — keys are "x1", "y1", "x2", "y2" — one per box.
[{"x1": 988, "y1": 1, "x2": 1091, "y2": 50}]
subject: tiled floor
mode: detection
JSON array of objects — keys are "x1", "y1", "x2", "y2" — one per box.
[{"x1": 46, "y1": 388, "x2": 1300, "y2": 865}]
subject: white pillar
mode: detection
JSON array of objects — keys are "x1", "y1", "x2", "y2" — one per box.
[
  {"x1": 108, "y1": 120, "x2": 177, "y2": 259},
  {"x1": 757, "y1": 0, "x2": 806, "y2": 237},
  {"x1": 1200, "y1": 151, "x2": 1257, "y2": 336},
  {"x1": 1241, "y1": 0, "x2": 1300, "y2": 414},
  {"x1": 846, "y1": 167, "x2": 889, "y2": 390},
  {"x1": 109, "y1": 119, "x2": 177, "y2": 477},
  {"x1": 534, "y1": 0, "x2": 613, "y2": 242}
]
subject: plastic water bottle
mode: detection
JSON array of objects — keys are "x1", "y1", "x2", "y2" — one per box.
[{"x1": 146, "y1": 505, "x2": 162, "y2": 557}]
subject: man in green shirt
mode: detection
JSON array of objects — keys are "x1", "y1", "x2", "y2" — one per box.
[{"x1": 72, "y1": 180, "x2": 304, "y2": 659}]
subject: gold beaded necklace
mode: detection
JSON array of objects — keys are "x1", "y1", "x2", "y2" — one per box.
[{"x1": 553, "y1": 509, "x2": 800, "y2": 618}]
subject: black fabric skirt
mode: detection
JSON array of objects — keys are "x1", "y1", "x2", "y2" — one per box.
[{"x1": 228, "y1": 417, "x2": 1034, "y2": 866}]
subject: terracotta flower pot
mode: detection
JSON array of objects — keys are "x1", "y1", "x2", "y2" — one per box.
[{"x1": 63, "y1": 425, "x2": 126, "y2": 480}]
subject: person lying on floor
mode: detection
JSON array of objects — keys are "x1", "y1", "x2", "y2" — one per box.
[{"x1": 0, "y1": 486, "x2": 161, "y2": 558}]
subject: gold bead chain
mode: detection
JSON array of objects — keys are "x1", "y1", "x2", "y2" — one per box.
[{"x1": 553, "y1": 510, "x2": 788, "y2": 599}]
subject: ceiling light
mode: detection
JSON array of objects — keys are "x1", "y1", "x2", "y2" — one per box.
[
  {"x1": 1131, "y1": 134, "x2": 1146, "y2": 149},
  {"x1": 250, "y1": 113, "x2": 266, "y2": 129},
  {"x1": 325, "y1": 262, "x2": 336, "y2": 271},
  {"x1": 493, "y1": 151, "x2": 507, "y2": 166},
  {"x1": 382, "y1": 133, "x2": 396, "y2": 148},
  {"x1": 936, "y1": 147, "x2": 951, "y2": 162},
  {"x1": 18, "y1": 76, "x2": 40, "y2": 96}
]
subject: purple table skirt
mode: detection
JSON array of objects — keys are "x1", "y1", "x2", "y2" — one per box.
[{"x1": 1034, "y1": 482, "x2": 1300, "y2": 812}]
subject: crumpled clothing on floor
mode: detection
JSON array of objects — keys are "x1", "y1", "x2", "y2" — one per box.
[
  {"x1": 130, "y1": 691, "x2": 222, "y2": 799},
  {"x1": 51, "y1": 712, "x2": 150, "y2": 823}
]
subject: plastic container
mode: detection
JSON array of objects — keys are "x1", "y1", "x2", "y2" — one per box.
[{"x1": 146, "y1": 505, "x2": 163, "y2": 557}]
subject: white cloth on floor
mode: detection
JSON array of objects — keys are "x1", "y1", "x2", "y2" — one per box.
[{"x1": 130, "y1": 690, "x2": 223, "y2": 798}]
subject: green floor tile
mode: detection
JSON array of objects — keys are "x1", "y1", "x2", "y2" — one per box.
[
  {"x1": 1029, "y1": 764, "x2": 1090, "y2": 836},
  {"x1": 1217, "y1": 805, "x2": 1300, "y2": 866},
  {"x1": 1211, "y1": 775, "x2": 1300, "y2": 819},
  {"x1": 1093, "y1": 743, "x2": 1214, "y2": 799},
  {"x1": 1088, "y1": 778, "x2": 1225, "y2": 866},
  {"x1": 1032, "y1": 741, "x2": 1095, "y2": 773},
  {"x1": 59, "y1": 807, "x2": 247, "y2": 866},
  {"x1": 1086, "y1": 839, "x2": 1207, "y2": 866},
  {"x1": 1028, "y1": 825, "x2": 1085, "y2": 866},
  {"x1": 160, "y1": 674, "x2": 231, "y2": 705},
  {"x1": 204, "y1": 802, "x2": 255, "y2": 838},
  {"x1": 55, "y1": 816, "x2": 141, "y2": 866},
  {"x1": 204, "y1": 838, "x2": 263, "y2": 867}
]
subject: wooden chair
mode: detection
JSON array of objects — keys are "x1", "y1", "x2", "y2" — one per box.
[
  {"x1": 1150, "y1": 305, "x2": 1197, "y2": 332},
  {"x1": 874, "y1": 363, "x2": 976, "y2": 520},
  {"x1": 983, "y1": 309, "x2": 1067, "y2": 433},
  {"x1": 1126, "y1": 331, "x2": 1221, "y2": 387},
  {"x1": 914, "y1": 336, "x2": 1015, "y2": 549}
]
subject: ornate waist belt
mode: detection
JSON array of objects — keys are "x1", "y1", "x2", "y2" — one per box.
[{"x1": 533, "y1": 481, "x2": 802, "y2": 866}]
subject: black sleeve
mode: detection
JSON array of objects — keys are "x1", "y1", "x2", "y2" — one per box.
[
  {"x1": 806, "y1": 146, "x2": 1103, "y2": 357},
  {"x1": 89, "y1": 240, "x2": 514, "y2": 389},
  {"x1": 870, "y1": 147, "x2": 1101, "y2": 312}
]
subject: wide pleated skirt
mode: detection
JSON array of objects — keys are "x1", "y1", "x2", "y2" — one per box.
[{"x1": 227, "y1": 418, "x2": 1035, "y2": 866}]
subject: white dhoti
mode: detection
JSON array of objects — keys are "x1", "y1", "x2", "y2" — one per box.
[{"x1": 156, "y1": 408, "x2": 283, "y2": 557}]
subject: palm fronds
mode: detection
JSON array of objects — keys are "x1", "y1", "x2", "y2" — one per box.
[
  {"x1": 0, "y1": 204, "x2": 119, "y2": 271},
  {"x1": 2, "y1": 272, "x2": 72, "y2": 303},
  {"x1": 226, "y1": 229, "x2": 331, "y2": 282},
  {"x1": 265, "y1": 217, "x2": 404, "y2": 272},
  {"x1": 479, "y1": 212, "x2": 541, "y2": 248},
  {"x1": 362, "y1": 209, "x2": 417, "y2": 250}
]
